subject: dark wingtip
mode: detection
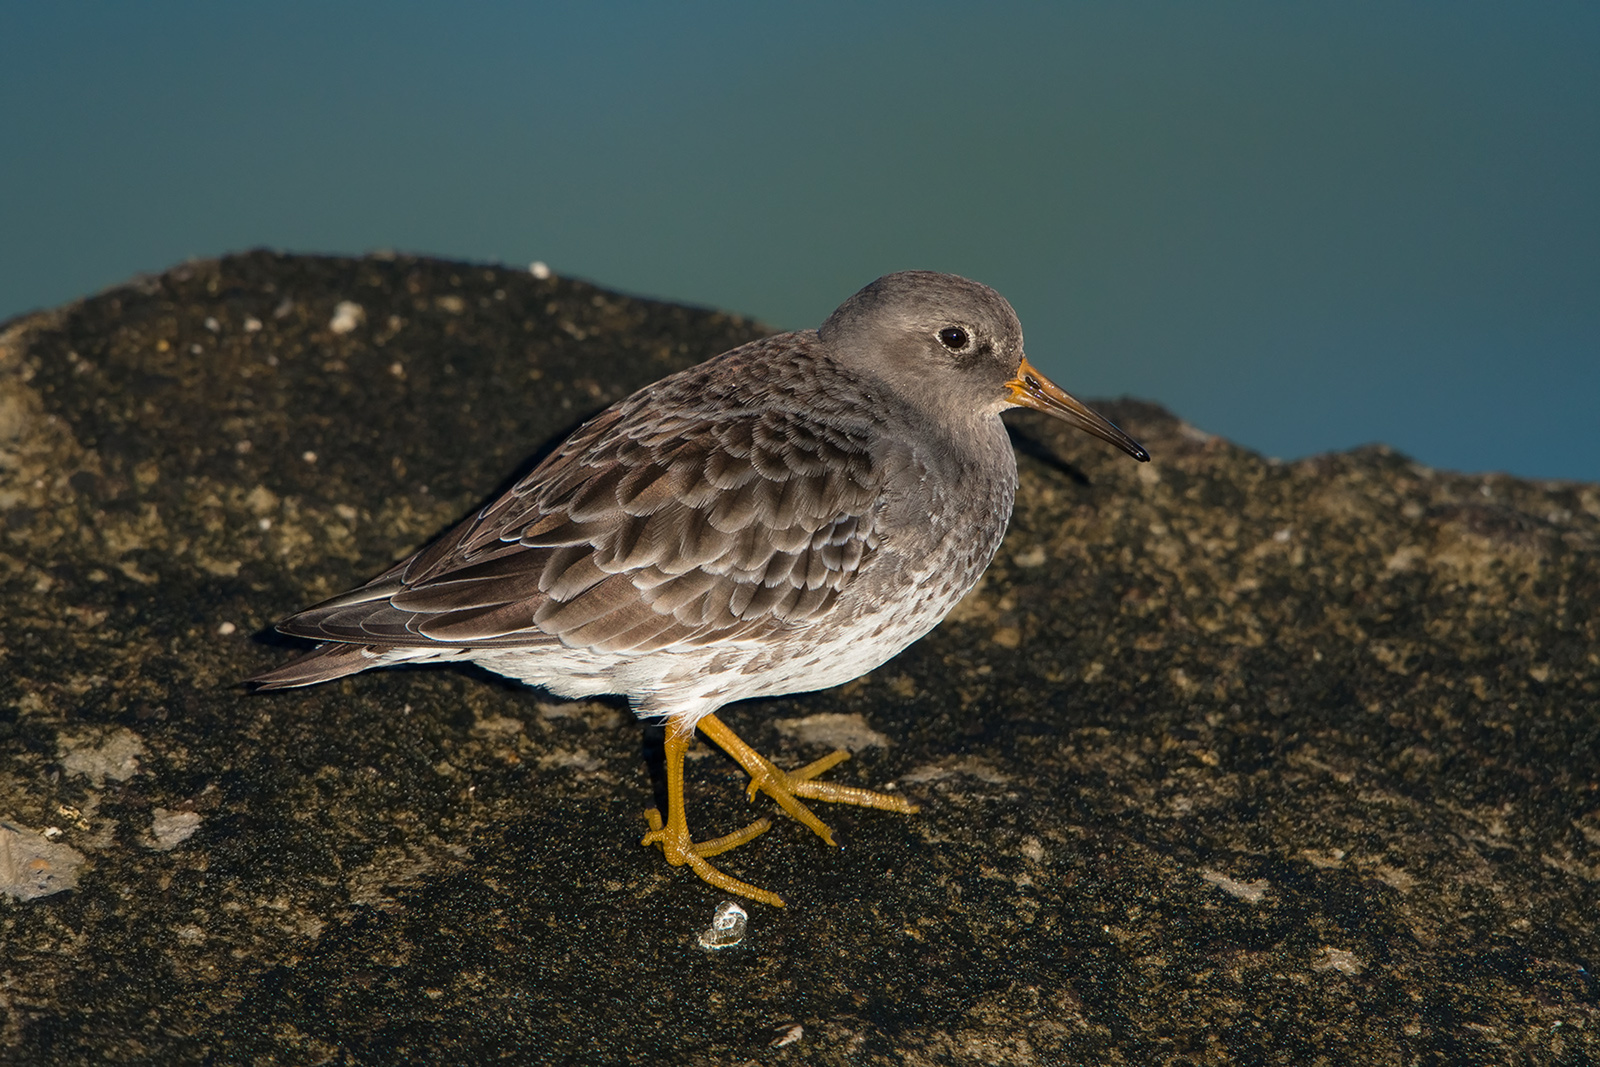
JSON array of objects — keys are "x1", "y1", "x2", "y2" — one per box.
[{"x1": 243, "y1": 642, "x2": 380, "y2": 690}]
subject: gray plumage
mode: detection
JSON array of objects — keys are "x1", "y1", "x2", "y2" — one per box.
[{"x1": 250, "y1": 270, "x2": 1147, "y2": 729}]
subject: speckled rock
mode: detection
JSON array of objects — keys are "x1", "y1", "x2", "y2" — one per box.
[{"x1": 1, "y1": 252, "x2": 1596, "y2": 1064}]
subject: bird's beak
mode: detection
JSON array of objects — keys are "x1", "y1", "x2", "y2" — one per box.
[{"x1": 1004, "y1": 356, "x2": 1150, "y2": 462}]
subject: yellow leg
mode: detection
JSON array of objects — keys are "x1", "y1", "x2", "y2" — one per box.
[
  {"x1": 640, "y1": 726, "x2": 784, "y2": 907},
  {"x1": 696, "y1": 713, "x2": 918, "y2": 848}
]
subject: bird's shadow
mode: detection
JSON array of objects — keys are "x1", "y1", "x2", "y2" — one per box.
[{"x1": 1006, "y1": 423, "x2": 1092, "y2": 485}]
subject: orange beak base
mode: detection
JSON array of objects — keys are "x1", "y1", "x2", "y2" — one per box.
[{"x1": 1004, "y1": 356, "x2": 1150, "y2": 462}]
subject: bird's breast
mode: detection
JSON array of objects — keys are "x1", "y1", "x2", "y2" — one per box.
[{"x1": 857, "y1": 415, "x2": 1017, "y2": 617}]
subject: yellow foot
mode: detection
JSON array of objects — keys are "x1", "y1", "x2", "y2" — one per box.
[
  {"x1": 696, "y1": 713, "x2": 918, "y2": 848},
  {"x1": 641, "y1": 807, "x2": 783, "y2": 907}
]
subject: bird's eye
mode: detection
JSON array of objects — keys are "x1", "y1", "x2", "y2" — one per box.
[{"x1": 937, "y1": 326, "x2": 969, "y2": 351}]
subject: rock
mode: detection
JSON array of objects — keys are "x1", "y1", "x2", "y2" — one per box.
[
  {"x1": 0, "y1": 820, "x2": 87, "y2": 901},
  {"x1": 57, "y1": 726, "x2": 145, "y2": 786},
  {"x1": 0, "y1": 251, "x2": 1596, "y2": 1063},
  {"x1": 145, "y1": 808, "x2": 204, "y2": 851}
]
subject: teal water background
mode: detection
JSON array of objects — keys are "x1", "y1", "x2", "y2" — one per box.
[{"x1": 3, "y1": 3, "x2": 1595, "y2": 480}]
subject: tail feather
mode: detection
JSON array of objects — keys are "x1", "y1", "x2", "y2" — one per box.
[{"x1": 246, "y1": 643, "x2": 386, "y2": 690}]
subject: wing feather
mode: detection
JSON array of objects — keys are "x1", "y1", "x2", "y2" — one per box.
[{"x1": 271, "y1": 337, "x2": 890, "y2": 656}]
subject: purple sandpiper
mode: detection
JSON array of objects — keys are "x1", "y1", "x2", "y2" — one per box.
[{"x1": 249, "y1": 271, "x2": 1149, "y2": 906}]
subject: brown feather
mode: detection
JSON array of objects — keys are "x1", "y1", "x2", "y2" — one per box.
[
  {"x1": 540, "y1": 547, "x2": 608, "y2": 600},
  {"x1": 418, "y1": 601, "x2": 538, "y2": 642},
  {"x1": 535, "y1": 572, "x2": 647, "y2": 633}
]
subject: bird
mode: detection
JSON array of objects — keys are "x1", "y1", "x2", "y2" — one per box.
[{"x1": 248, "y1": 271, "x2": 1149, "y2": 906}]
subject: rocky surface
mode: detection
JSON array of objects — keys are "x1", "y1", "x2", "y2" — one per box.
[{"x1": 1, "y1": 251, "x2": 1597, "y2": 1064}]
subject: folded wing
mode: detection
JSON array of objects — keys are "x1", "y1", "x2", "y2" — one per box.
[{"x1": 275, "y1": 371, "x2": 885, "y2": 656}]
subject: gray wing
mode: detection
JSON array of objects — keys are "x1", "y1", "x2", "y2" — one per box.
[{"x1": 275, "y1": 383, "x2": 885, "y2": 655}]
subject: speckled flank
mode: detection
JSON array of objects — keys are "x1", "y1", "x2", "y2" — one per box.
[{"x1": 1, "y1": 252, "x2": 1598, "y2": 1063}]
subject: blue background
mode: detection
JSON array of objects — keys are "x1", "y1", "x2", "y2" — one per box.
[{"x1": 3, "y1": 3, "x2": 1596, "y2": 480}]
